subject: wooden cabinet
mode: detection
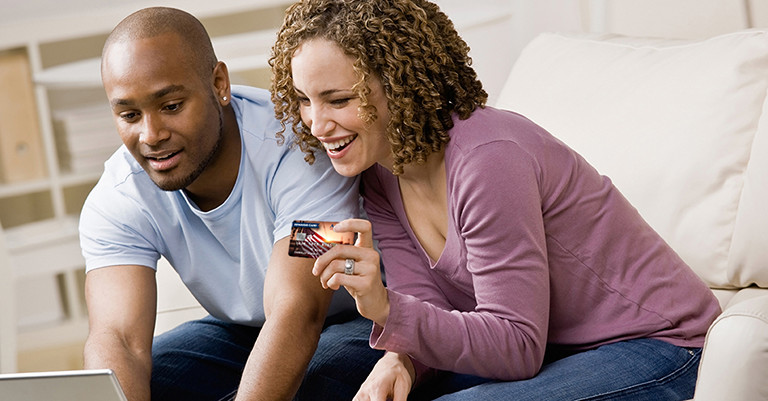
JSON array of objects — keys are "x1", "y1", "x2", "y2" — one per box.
[{"x1": 0, "y1": 51, "x2": 47, "y2": 185}]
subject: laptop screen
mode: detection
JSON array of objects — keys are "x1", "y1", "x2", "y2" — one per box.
[{"x1": 0, "y1": 369, "x2": 127, "y2": 401}]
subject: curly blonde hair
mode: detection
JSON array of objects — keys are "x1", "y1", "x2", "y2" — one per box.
[{"x1": 270, "y1": 0, "x2": 487, "y2": 175}]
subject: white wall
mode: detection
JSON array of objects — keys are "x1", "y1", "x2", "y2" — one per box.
[
  {"x1": 605, "y1": 0, "x2": 750, "y2": 38},
  {"x1": 436, "y1": 0, "x2": 583, "y2": 104},
  {"x1": 0, "y1": 0, "x2": 761, "y2": 99},
  {"x1": 437, "y1": 0, "x2": 761, "y2": 103}
]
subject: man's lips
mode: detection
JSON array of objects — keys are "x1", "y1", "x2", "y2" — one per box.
[{"x1": 145, "y1": 150, "x2": 181, "y2": 171}]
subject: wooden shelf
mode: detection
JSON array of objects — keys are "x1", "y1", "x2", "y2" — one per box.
[
  {"x1": 34, "y1": 58, "x2": 101, "y2": 88},
  {"x1": 0, "y1": 172, "x2": 101, "y2": 198},
  {"x1": 0, "y1": 179, "x2": 51, "y2": 198}
]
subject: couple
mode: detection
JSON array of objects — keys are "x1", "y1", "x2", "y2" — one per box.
[{"x1": 82, "y1": 1, "x2": 720, "y2": 401}]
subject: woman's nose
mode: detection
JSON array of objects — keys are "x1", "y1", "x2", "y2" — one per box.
[{"x1": 307, "y1": 106, "x2": 336, "y2": 138}]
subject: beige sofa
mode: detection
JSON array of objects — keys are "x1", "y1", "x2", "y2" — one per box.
[
  {"x1": 152, "y1": 26, "x2": 768, "y2": 399},
  {"x1": 496, "y1": 28, "x2": 768, "y2": 400}
]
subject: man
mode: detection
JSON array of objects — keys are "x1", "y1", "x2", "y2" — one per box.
[{"x1": 80, "y1": 7, "x2": 382, "y2": 401}]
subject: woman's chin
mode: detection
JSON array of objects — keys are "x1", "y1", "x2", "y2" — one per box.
[{"x1": 330, "y1": 160, "x2": 363, "y2": 177}]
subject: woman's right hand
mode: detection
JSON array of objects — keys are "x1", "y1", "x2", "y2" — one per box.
[
  {"x1": 354, "y1": 352, "x2": 416, "y2": 401},
  {"x1": 312, "y1": 218, "x2": 391, "y2": 326}
]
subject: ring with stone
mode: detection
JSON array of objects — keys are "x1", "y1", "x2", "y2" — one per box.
[{"x1": 344, "y1": 259, "x2": 355, "y2": 275}]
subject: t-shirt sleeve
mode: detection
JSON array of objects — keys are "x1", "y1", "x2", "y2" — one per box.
[
  {"x1": 367, "y1": 140, "x2": 552, "y2": 381},
  {"x1": 79, "y1": 183, "x2": 162, "y2": 273},
  {"x1": 269, "y1": 146, "x2": 360, "y2": 243}
]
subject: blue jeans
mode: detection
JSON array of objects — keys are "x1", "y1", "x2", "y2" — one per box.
[
  {"x1": 411, "y1": 339, "x2": 701, "y2": 401},
  {"x1": 150, "y1": 314, "x2": 384, "y2": 401}
]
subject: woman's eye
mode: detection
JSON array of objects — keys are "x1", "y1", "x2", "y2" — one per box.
[
  {"x1": 331, "y1": 98, "x2": 350, "y2": 106},
  {"x1": 297, "y1": 96, "x2": 310, "y2": 105}
]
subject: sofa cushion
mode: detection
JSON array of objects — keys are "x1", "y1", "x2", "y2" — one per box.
[
  {"x1": 728, "y1": 97, "x2": 768, "y2": 287},
  {"x1": 496, "y1": 29, "x2": 768, "y2": 289}
]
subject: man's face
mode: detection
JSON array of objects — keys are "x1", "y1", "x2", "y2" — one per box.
[{"x1": 101, "y1": 32, "x2": 223, "y2": 191}]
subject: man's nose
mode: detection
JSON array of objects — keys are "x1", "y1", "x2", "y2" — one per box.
[{"x1": 140, "y1": 114, "x2": 170, "y2": 145}]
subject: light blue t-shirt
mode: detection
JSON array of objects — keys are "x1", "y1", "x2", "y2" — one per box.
[{"x1": 79, "y1": 86, "x2": 359, "y2": 326}]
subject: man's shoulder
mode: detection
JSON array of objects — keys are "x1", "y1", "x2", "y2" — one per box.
[
  {"x1": 231, "y1": 85, "x2": 271, "y2": 105},
  {"x1": 232, "y1": 85, "x2": 309, "y2": 170},
  {"x1": 99, "y1": 146, "x2": 147, "y2": 187},
  {"x1": 232, "y1": 85, "x2": 286, "y2": 143},
  {"x1": 231, "y1": 85, "x2": 275, "y2": 126}
]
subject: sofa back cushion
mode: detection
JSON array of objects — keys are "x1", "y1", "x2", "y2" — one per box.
[
  {"x1": 496, "y1": 29, "x2": 768, "y2": 289},
  {"x1": 728, "y1": 94, "x2": 768, "y2": 287}
]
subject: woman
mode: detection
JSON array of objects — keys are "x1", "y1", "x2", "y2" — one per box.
[{"x1": 270, "y1": 1, "x2": 721, "y2": 400}]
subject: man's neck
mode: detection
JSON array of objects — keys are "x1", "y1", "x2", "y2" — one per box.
[{"x1": 184, "y1": 104, "x2": 241, "y2": 212}]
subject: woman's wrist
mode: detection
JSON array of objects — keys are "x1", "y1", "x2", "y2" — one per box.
[{"x1": 372, "y1": 287, "x2": 391, "y2": 327}]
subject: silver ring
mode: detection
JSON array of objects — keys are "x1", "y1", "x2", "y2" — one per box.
[{"x1": 344, "y1": 259, "x2": 355, "y2": 275}]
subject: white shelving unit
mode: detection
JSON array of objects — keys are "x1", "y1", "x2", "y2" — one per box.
[{"x1": 0, "y1": 0, "x2": 291, "y2": 373}]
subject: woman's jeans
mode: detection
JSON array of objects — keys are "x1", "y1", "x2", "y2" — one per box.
[
  {"x1": 413, "y1": 338, "x2": 701, "y2": 401},
  {"x1": 150, "y1": 314, "x2": 384, "y2": 401}
]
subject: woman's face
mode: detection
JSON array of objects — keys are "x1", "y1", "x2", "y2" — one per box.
[{"x1": 291, "y1": 38, "x2": 393, "y2": 177}]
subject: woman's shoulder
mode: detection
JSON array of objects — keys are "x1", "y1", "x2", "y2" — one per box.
[
  {"x1": 448, "y1": 106, "x2": 552, "y2": 153},
  {"x1": 361, "y1": 164, "x2": 397, "y2": 194},
  {"x1": 454, "y1": 105, "x2": 539, "y2": 127}
]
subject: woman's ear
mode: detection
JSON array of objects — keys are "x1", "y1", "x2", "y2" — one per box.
[{"x1": 212, "y1": 61, "x2": 231, "y2": 106}]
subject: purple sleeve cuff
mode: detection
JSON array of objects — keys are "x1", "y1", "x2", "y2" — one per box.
[
  {"x1": 369, "y1": 289, "x2": 404, "y2": 350},
  {"x1": 369, "y1": 289, "x2": 439, "y2": 388}
]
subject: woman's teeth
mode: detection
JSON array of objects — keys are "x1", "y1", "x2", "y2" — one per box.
[{"x1": 323, "y1": 135, "x2": 356, "y2": 152}]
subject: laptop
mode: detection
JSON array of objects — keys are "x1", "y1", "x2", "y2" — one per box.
[{"x1": 0, "y1": 369, "x2": 127, "y2": 401}]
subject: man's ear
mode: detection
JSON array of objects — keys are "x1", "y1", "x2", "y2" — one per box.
[{"x1": 212, "y1": 61, "x2": 231, "y2": 106}]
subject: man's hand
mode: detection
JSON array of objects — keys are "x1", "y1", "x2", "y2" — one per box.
[
  {"x1": 84, "y1": 265, "x2": 157, "y2": 401},
  {"x1": 235, "y1": 236, "x2": 334, "y2": 400},
  {"x1": 354, "y1": 352, "x2": 415, "y2": 401}
]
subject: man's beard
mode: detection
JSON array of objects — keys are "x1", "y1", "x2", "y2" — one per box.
[{"x1": 154, "y1": 96, "x2": 225, "y2": 192}]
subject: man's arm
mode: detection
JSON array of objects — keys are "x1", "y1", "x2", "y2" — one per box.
[
  {"x1": 83, "y1": 265, "x2": 157, "y2": 401},
  {"x1": 235, "y1": 236, "x2": 334, "y2": 400}
]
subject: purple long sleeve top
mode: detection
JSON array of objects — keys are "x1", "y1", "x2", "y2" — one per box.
[{"x1": 361, "y1": 106, "x2": 721, "y2": 383}]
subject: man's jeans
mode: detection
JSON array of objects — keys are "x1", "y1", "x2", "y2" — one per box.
[
  {"x1": 412, "y1": 338, "x2": 701, "y2": 401},
  {"x1": 150, "y1": 314, "x2": 384, "y2": 401}
]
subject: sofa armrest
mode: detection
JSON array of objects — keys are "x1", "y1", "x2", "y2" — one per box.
[{"x1": 694, "y1": 294, "x2": 768, "y2": 400}]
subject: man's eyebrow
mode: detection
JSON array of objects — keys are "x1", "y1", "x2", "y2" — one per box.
[
  {"x1": 110, "y1": 84, "x2": 188, "y2": 108},
  {"x1": 153, "y1": 84, "x2": 187, "y2": 100}
]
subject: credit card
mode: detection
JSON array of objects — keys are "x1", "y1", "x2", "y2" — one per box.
[{"x1": 288, "y1": 220, "x2": 356, "y2": 258}]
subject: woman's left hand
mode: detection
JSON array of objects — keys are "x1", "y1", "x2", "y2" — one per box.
[
  {"x1": 353, "y1": 352, "x2": 415, "y2": 401},
  {"x1": 312, "y1": 218, "x2": 390, "y2": 326}
]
